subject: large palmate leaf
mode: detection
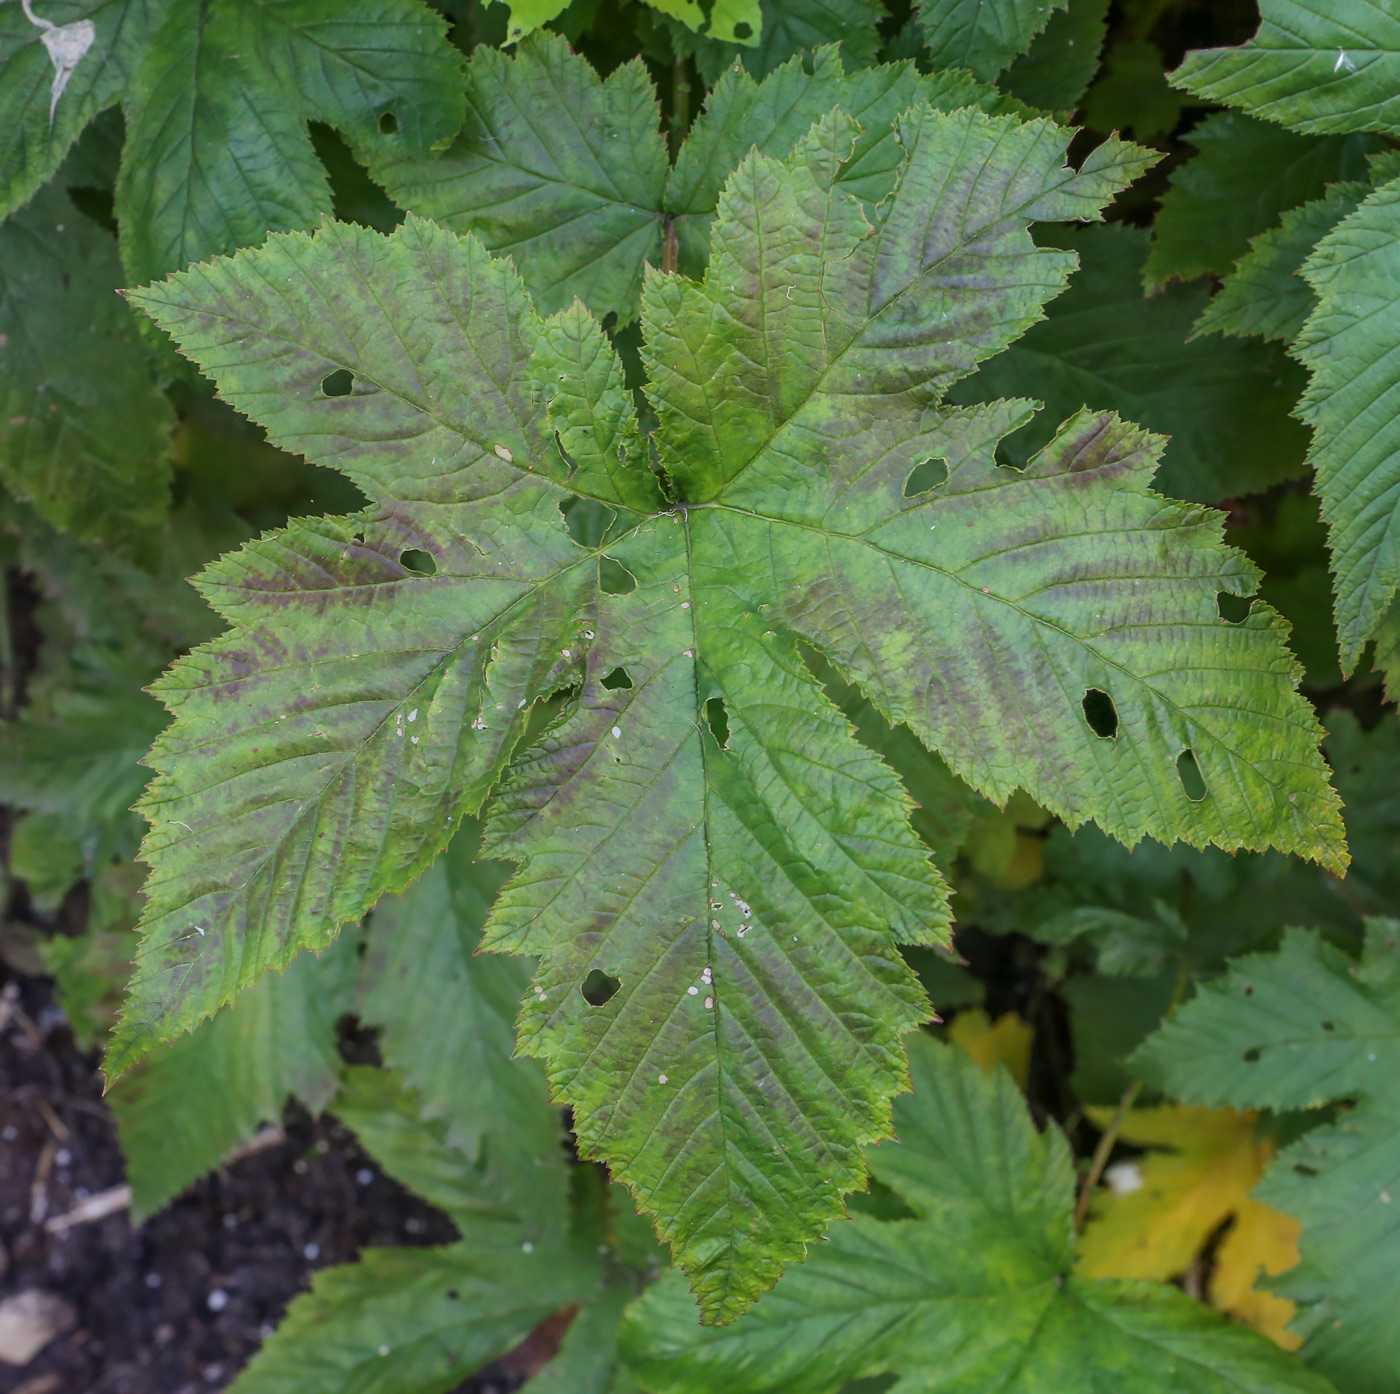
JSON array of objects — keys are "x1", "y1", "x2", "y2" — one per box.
[
  {"x1": 1171, "y1": 0, "x2": 1400, "y2": 138},
  {"x1": 369, "y1": 36, "x2": 1013, "y2": 324},
  {"x1": 117, "y1": 104, "x2": 1343, "y2": 1319},
  {"x1": 1143, "y1": 112, "x2": 1376, "y2": 292},
  {"x1": 620, "y1": 1038, "x2": 1337, "y2": 1393},
  {"x1": 949, "y1": 223, "x2": 1310, "y2": 502},
  {"x1": 1294, "y1": 173, "x2": 1400, "y2": 669},
  {"x1": 1135, "y1": 921, "x2": 1400, "y2": 1394},
  {"x1": 0, "y1": 180, "x2": 173, "y2": 547}
]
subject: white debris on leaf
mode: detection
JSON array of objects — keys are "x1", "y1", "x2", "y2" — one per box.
[
  {"x1": 1335, "y1": 48, "x2": 1358, "y2": 73},
  {"x1": 21, "y1": 1, "x2": 94, "y2": 127},
  {"x1": 1104, "y1": 1161, "x2": 1145, "y2": 1196}
]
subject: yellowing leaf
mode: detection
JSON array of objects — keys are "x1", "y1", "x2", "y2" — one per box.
[
  {"x1": 1214, "y1": 1196, "x2": 1303, "y2": 1350},
  {"x1": 947, "y1": 1008, "x2": 1033, "y2": 1087},
  {"x1": 1078, "y1": 1104, "x2": 1300, "y2": 1347}
]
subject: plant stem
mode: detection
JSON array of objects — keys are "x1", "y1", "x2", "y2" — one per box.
[{"x1": 1074, "y1": 1078, "x2": 1142, "y2": 1232}]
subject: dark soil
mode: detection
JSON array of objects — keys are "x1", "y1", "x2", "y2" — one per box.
[{"x1": 0, "y1": 966, "x2": 542, "y2": 1394}]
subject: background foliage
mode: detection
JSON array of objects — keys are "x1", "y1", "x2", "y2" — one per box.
[{"x1": 2, "y1": 0, "x2": 1398, "y2": 1390}]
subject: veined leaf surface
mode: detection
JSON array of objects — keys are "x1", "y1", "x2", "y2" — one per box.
[
  {"x1": 369, "y1": 36, "x2": 1016, "y2": 324},
  {"x1": 117, "y1": 104, "x2": 1342, "y2": 1318},
  {"x1": 1171, "y1": 0, "x2": 1400, "y2": 138},
  {"x1": 620, "y1": 1038, "x2": 1338, "y2": 1392},
  {"x1": 1294, "y1": 174, "x2": 1400, "y2": 669},
  {"x1": 1135, "y1": 921, "x2": 1400, "y2": 1393}
]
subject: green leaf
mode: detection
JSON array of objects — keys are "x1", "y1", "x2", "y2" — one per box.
[
  {"x1": 1320, "y1": 710, "x2": 1400, "y2": 915},
  {"x1": 331, "y1": 1065, "x2": 555, "y2": 1231},
  {"x1": 238, "y1": 1053, "x2": 628, "y2": 1394},
  {"x1": 915, "y1": 0, "x2": 1067, "y2": 82},
  {"x1": 1136, "y1": 924, "x2": 1400, "y2": 1112},
  {"x1": 672, "y1": 0, "x2": 885, "y2": 86},
  {"x1": 1372, "y1": 599, "x2": 1400, "y2": 703},
  {"x1": 113, "y1": 0, "x2": 464, "y2": 286},
  {"x1": 523, "y1": 1282, "x2": 643, "y2": 1394},
  {"x1": 358, "y1": 828, "x2": 569, "y2": 1223},
  {"x1": 949, "y1": 223, "x2": 1311, "y2": 502},
  {"x1": 367, "y1": 34, "x2": 669, "y2": 326},
  {"x1": 1000, "y1": 0, "x2": 1110, "y2": 113},
  {"x1": 0, "y1": 689, "x2": 162, "y2": 854},
  {"x1": 620, "y1": 1038, "x2": 1338, "y2": 1393},
  {"x1": 808, "y1": 652, "x2": 982, "y2": 870},
  {"x1": 664, "y1": 47, "x2": 1013, "y2": 282},
  {"x1": 1080, "y1": 39, "x2": 1182, "y2": 140},
  {"x1": 1195, "y1": 184, "x2": 1367, "y2": 344},
  {"x1": 227, "y1": 1230, "x2": 598, "y2": 1394},
  {"x1": 0, "y1": 0, "x2": 161, "y2": 222},
  {"x1": 505, "y1": 0, "x2": 762, "y2": 46},
  {"x1": 117, "y1": 105, "x2": 1342, "y2": 1319},
  {"x1": 1134, "y1": 920, "x2": 1400, "y2": 1392},
  {"x1": 0, "y1": 181, "x2": 173, "y2": 547},
  {"x1": 371, "y1": 37, "x2": 1011, "y2": 324},
  {"x1": 111, "y1": 934, "x2": 357, "y2": 1219},
  {"x1": 1171, "y1": 0, "x2": 1400, "y2": 138},
  {"x1": 1294, "y1": 173, "x2": 1400, "y2": 669},
  {"x1": 1143, "y1": 112, "x2": 1376, "y2": 292}
]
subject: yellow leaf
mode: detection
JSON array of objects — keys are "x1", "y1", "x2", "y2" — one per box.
[
  {"x1": 1213, "y1": 1196, "x2": 1303, "y2": 1351},
  {"x1": 947, "y1": 1008, "x2": 1033, "y2": 1088},
  {"x1": 1077, "y1": 1104, "x2": 1300, "y2": 1347}
]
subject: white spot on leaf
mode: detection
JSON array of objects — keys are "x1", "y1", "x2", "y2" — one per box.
[{"x1": 21, "y1": 2, "x2": 95, "y2": 127}]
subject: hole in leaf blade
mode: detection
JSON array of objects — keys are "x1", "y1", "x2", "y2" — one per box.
[
  {"x1": 903, "y1": 457, "x2": 948, "y2": 497},
  {"x1": 599, "y1": 556, "x2": 636, "y2": 594},
  {"x1": 321, "y1": 368, "x2": 354, "y2": 397},
  {"x1": 1217, "y1": 591, "x2": 1254, "y2": 623},
  {"x1": 1081, "y1": 688, "x2": 1118, "y2": 739},
  {"x1": 1176, "y1": 749, "x2": 1207, "y2": 801},
  {"x1": 601, "y1": 666, "x2": 632, "y2": 690},
  {"x1": 581, "y1": 969, "x2": 620, "y2": 1005},
  {"x1": 1243, "y1": 1047, "x2": 1261, "y2": 1063},
  {"x1": 378, "y1": 111, "x2": 399, "y2": 135},
  {"x1": 705, "y1": 695, "x2": 730, "y2": 748},
  {"x1": 560, "y1": 496, "x2": 615, "y2": 548},
  {"x1": 400, "y1": 549, "x2": 437, "y2": 576},
  {"x1": 733, "y1": 20, "x2": 752, "y2": 37}
]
